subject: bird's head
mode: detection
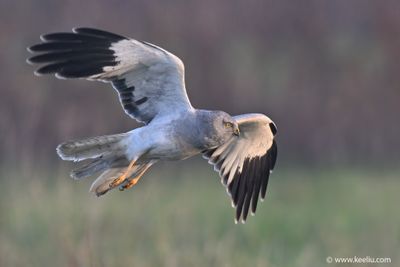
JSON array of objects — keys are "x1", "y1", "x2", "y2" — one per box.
[
  {"x1": 196, "y1": 110, "x2": 240, "y2": 149},
  {"x1": 221, "y1": 114, "x2": 240, "y2": 137},
  {"x1": 210, "y1": 111, "x2": 240, "y2": 142}
]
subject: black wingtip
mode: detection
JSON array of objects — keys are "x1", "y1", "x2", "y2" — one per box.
[
  {"x1": 27, "y1": 28, "x2": 125, "y2": 79},
  {"x1": 72, "y1": 27, "x2": 127, "y2": 41},
  {"x1": 269, "y1": 122, "x2": 277, "y2": 136},
  {"x1": 224, "y1": 139, "x2": 278, "y2": 222},
  {"x1": 39, "y1": 34, "x2": 47, "y2": 42},
  {"x1": 26, "y1": 57, "x2": 35, "y2": 65},
  {"x1": 26, "y1": 45, "x2": 35, "y2": 53},
  {"x1": 270, "y1": 140, "x2": 278, "y2": 170}
]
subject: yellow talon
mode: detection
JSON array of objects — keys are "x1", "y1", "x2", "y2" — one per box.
[
  {"x1": 109, "y1": 159, "x2": 136, "y2": 188},
  {"x1": 119, "y1": 164, "x2": 152, "y2": 191},
  {"x1": 120, "y1": 175, "x2": 141, "y2": 190}
]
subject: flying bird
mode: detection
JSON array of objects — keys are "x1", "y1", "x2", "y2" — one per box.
[{"x1": 27, "y1": 28, "x2": 277, "y2": 223}]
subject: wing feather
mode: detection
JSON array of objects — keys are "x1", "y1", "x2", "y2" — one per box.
[
  {"x1": 203, "y1": 113, "x2": 278, "y2": 223},
  {"x1": 27, "y1": 27, "x2": 192, "y2": 124}
]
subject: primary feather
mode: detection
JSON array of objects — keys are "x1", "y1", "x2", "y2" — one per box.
[{"x1": 28, "y1": 27, "x2": 192, "y2": 124}]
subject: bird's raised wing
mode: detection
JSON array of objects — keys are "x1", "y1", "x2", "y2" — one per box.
[
  {"x1": 203, "y1": 113, "x2": 278, "y2": 223},
  {"x1": 27, "y1": 28, "x2": 192, "y2": 123}
]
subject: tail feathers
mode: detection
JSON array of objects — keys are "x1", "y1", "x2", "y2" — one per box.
[
  {"x1": 70, "y1": 156, "x2": 128, "y2": 180},
  {"x1": 89, "y1": 161, "x2": 155, "y2": 196},
  {"x1": 56, "y1": 131, "x2": 155, "y2": 196},
  {"x1": 57, "y1": 133, "x2": 128, "y2": 162}
]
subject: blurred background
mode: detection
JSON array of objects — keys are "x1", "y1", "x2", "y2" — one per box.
[{"x1": 1, "y1": 0, "x2": 399, "y2": 266}]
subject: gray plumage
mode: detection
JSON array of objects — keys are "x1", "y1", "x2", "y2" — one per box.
[{"x1": 27, "y1": 28, "x2": 278, "y2": 223}]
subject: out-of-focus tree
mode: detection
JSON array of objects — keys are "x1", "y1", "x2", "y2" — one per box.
[{"x1": 1, "y1": 0, "x2": 399, "y2": 169}]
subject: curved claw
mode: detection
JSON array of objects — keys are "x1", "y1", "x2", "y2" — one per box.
[
  {"x1": 120, "y1": 176, "x2": 140, "y2": 190},
  {"x1": 109, "y1": 176, "x2": 127, "y2": 188},
  {"x1": 109, "y1": 159, "x2": 136, "y2": 189}
]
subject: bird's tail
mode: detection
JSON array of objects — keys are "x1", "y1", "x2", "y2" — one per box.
[
  {"x1": 56, "y1": 132, "x2": 155, "y2": 196},
  {"x1": 57, "y1": 133, "x2": 128, "y2": 162},
  {"x1": 56, "y1": 133, "x2": 130, "y2": 180}
]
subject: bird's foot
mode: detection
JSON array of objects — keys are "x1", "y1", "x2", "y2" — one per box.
[
  {"x1": 119, "y1": 175, "x2": 141, "y2": 191},
  {"x1": 118, "y1": 164, "x2": 151, "y2": 191},
  {"x1": 109, "y1": 175, "x2": 126, "y2": 189},
  {"x1": 109, "y1": 159, "x2": 136, "y2": 188}
]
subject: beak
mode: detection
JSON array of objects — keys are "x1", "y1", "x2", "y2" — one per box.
[{"x1": 233, "y1": 127, "x2": 240, "y2": 136}]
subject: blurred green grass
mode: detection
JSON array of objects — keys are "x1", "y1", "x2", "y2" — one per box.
[{"x1": 0, "y1": 165, "x2": 399, "y2": 267}]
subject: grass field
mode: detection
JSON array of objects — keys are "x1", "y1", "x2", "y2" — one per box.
[{"x1": 0, "y1": 164, "x2": 399, "y2": 267}]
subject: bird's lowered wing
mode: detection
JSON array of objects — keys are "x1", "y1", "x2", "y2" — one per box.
[
  {"x1": 27, "y1": 28, "x2": 192, "y2": 124},
  {"x1": 203, "y1": 113, "x2": 278, "y2": 223}
]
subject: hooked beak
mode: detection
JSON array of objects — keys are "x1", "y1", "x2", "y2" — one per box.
[{"x1": 233, "y1": 127, "x2": 240, "y2": 136}]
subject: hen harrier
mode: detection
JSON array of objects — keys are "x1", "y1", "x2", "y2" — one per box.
[{"x1": 27, "y1": 28, "x2": 277, "y2": 223}]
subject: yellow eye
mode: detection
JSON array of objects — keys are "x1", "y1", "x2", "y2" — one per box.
[{"x1": 224, "y1": 122, "x2": 233, "y2": 128}]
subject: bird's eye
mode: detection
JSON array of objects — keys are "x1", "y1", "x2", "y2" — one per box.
[{"x1": 224, "y1": 122, "x2": 233, "y2": 128}]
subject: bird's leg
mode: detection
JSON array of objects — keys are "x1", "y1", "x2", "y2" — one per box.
[
  {"x1": 119, "y1": 164, "x2": 152, "y2": 191},
  {"x1": 109, "y1": 159, "x2": 136, "y2": 188},
  {"x1": 118, "y1": 173, "x2": 143, "y2": 191}
]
